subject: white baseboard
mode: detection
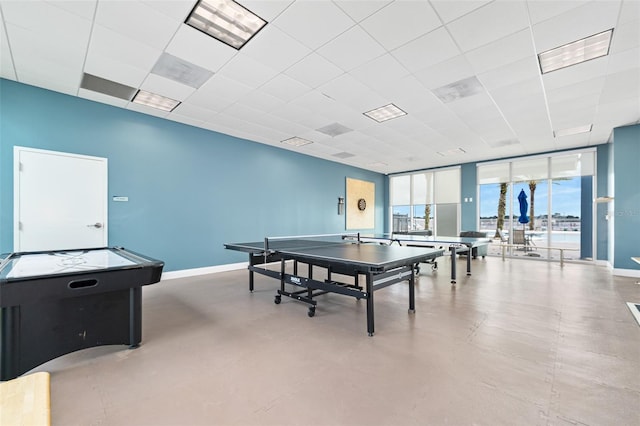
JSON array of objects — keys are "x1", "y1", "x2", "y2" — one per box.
[
  {"x1": 161, "y1": 262, "x2": 247, "y2": 281},
  {"x1": 612, "y1": 268, "x2": 640, "y2": 278}
]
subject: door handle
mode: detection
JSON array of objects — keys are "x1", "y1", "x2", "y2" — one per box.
[{"x1": 87, "y1": 223, "x2": 103, "y2": 228}]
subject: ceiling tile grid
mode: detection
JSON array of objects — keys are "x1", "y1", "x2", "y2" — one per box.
[{"x1": 0, "y1": 0, "x2": 637, "y2": 174}]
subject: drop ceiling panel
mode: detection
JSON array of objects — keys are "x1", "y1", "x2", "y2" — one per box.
[
  {"x1": 608, "y1": 47, "x2": 640, "y2": 74},
  {"x1": 391, "y1": 27, "x2": 460, "y2": 73},
  {"x1": 2, "y1": 1, "x2": 91, "y2": 41},
  {"x1": 260, "y1": 73, "x2": 311, "y2": 102},
  {"x1": 95, "y1": 1, "x2": 180, "y2": 50},
  {"x1": 548, "y1": 101, "x2": 598, "y2": 129},
  {"x1": 284, "y1": 53, "x2": 344, "y2": 89},
  {"x1": 375, "y1": 76, "x2": 442, "y2": 113},
  {"x1": 16, "y1": 68, "x2": 79, "y2": 96},
  {"x1": 526, "y1": 1, "x2": 586, "y2": 25},
  {"x1": 170, "y1": 102, "x2": 217, "y2": 123},
  {"x1": 48, "y1": 0, "x2": 97, "y2": 20},
  {"x1": 599, "y1": 68, "x2": 640, "y2": 104},
  {"x1": 167, "y1": 112, "x2": 205, "y2": 128},
  {"x1": 141, "y1": 0, "x2": 195, "y2": 21},
  {"x1": 464, "y1": 29, "x2": 535, "y2": 75},
  {"x1": 318, "y1": 73, "x2": 385, "y2": 110},
  {"x1": 6, "y1": 22, "x2": 86, "y2": 80},
  {"x1": 446, "y1": 1, "x2": 529, "y2": 52},
  {"x1": 84, "y1": 54, "x2": 149, "y2": 89},
  {"x1": 89, "y1": 24, "x2": 162, "y2": 73},
  {"x1": 240, "y1": 25, "x2": 310, "y2": 72},
  {"x1": 272, "y1": 0, "x2": 354, "y2": 50},
  {"x1": 184, "y1": 85, "x2": 235, "y2": 113},
  {"x1": 541, "y1": 57, "x2": 609, "y2": 91},
  {"x1": 216, "y1": 53, "x2": 280, "y2": 89},
  {"x1": 78, "y1": 87, "x2": 129, "y2": 108},
  {"x1": 429, "y1": 0, "x2": 491, "y2": 24},
  {"x1": 0, "y1": 18, "x2": 16, "y2": 80},
  {"x1": 553, "y1": 132, "x2": 591, "y2": 149},
  {"x1": 610, "y1": 17, "x2": 640, "y2": 54},
  {"x1": 165, "y1": 25, "x2": 237, "y2": 72},
  {"x1": 317, "y1": 25, "x2": 386, "y2": 72},
  {"x1": 127, "y1": 101, "x2": 170, "y2": 118},
  {"x1": 270, "y1": 103, "x2": 330, "y2": 130},
  {"x1": 333, "y1": 0, "x2": 391, "y2": 23},
  {"x1": 141, "y1": 73, "x2": 196, "y2": 101},
  {"x1": 476, "y1": 56, "x2": 540, "y2": 91},
  {"x1": 360, "y1": 1, "x2": 441, "y2": 51},
  {"x1": 241, "y1": 0, "x2": 294, "y2": 22},
  {"x1": 349, "y1": 53, "x2": 409, "y2": 90},
  {"x1": 191, "y1": 74, "x2": 254, "y2": 105},
  {"x1": 545, "y1": 77, "x2": 605, "y2": 106},
  {"x1": 531, "y1": 1, "x2": 621, "y2": 52},
  {"x1": 236, "y1": 90, "x2": 286, "y2": 114},
  {"x1": 414, "y1": 55, "x2": 474, "y2": 90}
]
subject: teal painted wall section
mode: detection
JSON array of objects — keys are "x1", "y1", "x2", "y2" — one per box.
[
  {"x1": 460, "y1": 162, "x2": 477, "y2": 232},
  {"x1": 580, "y1": 176, "x2": 593, "y2": 259},
  {"x1": 596, "y1": 144, "x2": 610, "y2": 261},
  {"x1": 0, "y1": 80, "x2": 384, "y2": 271},
  {"x1": 612, "y1": 124, "x2": 640, "y2": 270}
]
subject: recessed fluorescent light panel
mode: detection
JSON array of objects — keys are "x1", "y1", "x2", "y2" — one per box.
[
  {"x1": 553, "y1": 124, "x2": 592, "y2": 137},
  {"x1": 151, "y1": 53, "x2": 214, "y2": 89},
  {"x1": 282, "y1": 137, "x2": 313, "y2": 147},
  {"x1": 185, "y1": 0, "x2": 267, "y2": 50},
  {"x1": 538, "y1": 29, "x2": 613, "y2": 74},
  {"x1": 364, "y1": 103, "x2": 407, "y2": 123},
  {"x1": 132, "y1": 90, "x2": 180, "y2": 112}
]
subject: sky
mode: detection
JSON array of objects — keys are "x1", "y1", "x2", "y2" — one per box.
[
  {"x1": 479, "y1": 177, "x2": 583, "y2": 218},
  {"x1": 392, "y1": 177, "x2": 586, "y2": 218}
]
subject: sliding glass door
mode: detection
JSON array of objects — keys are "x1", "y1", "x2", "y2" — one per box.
[{"x1": 477, "y1": 150, "x2": 595, "y2": 262}]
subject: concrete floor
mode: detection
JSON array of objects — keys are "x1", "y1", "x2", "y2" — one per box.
[{"x1": 31, "y1": 256, "x2": 640, "y2": 426}]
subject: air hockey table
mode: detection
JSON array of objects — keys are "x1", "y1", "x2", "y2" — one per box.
[{"x1": 0, "y1": 247, "x2": 163, "y2": 381}]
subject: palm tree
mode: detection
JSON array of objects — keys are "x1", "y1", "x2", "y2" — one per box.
[
  {"x1": 528, "y1": 180, "x2": 537, "y2": 231},
  {"x1": 495, "y1": 182, "x2": 508, "y2": 238},
  {"x1": 424, "y1": 204, "x2": 431, "y2": 230}
]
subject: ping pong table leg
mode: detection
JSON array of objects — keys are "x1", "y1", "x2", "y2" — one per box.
[
  {"x1": 450, "y1": 247, "x2": 457, "y2": 284},
  {"x1": 366, "y1": 273, "x2": 375, "y2": 336},
  {"x1": 249, "y1": 269, "x2": 254, "y2": 292},
  {"x1": 466, "y1": 248, "x2": 472, "y2": 276},
  {"x1": 409, "y1": 266, "x2": 416, "y2": 313}
]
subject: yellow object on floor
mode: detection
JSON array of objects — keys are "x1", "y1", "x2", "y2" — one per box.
[{"x1": 0, "y1": 372, "x2": 51, "y2": 426}]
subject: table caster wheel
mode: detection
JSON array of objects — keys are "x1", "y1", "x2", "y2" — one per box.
[
  {"x1": 432, "y1": 262, "x2": 438, "y2": 271},
  {"x1": 274, "y1": 295, "x2": 281, "y2": 304},
  {"x1": 308, "y1": 307, "x2": 315, "y2": 317}
]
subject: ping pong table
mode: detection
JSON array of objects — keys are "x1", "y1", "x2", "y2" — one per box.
[
  {"x1": 224, "y1": 234, "x2": 444, "y2": 336},
  {"x1": 355, "y1": 234, "x2": 492, "y2": 283}
]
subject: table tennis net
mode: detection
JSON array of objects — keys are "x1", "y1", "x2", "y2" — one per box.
[{"x1": 264, "y1": 233, "x2": 361, "y2": 251}]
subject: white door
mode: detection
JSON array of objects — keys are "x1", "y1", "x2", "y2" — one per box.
[{"x1": 14, "y1": 147, "x2": 108, "y2": 251}]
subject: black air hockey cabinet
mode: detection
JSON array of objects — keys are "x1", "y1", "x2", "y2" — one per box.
[{"x1": 0, "y1": 247, "x2": 163, "y2": 381}]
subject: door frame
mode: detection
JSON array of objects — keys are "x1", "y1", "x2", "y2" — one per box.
[{"x1": 13, "y1": 146, "x2": 108, "y2": 251}]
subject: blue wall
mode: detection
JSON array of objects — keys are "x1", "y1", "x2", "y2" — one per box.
[
  {"x1": 580, "y1": 176, "x2": 593, "y2": 259},
  {"x1": 612, "y1": 124, "x2": 640, "y2": 270},
  {"x1": 0, "y1": 80, "x2": 385, "y2": 271}
]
